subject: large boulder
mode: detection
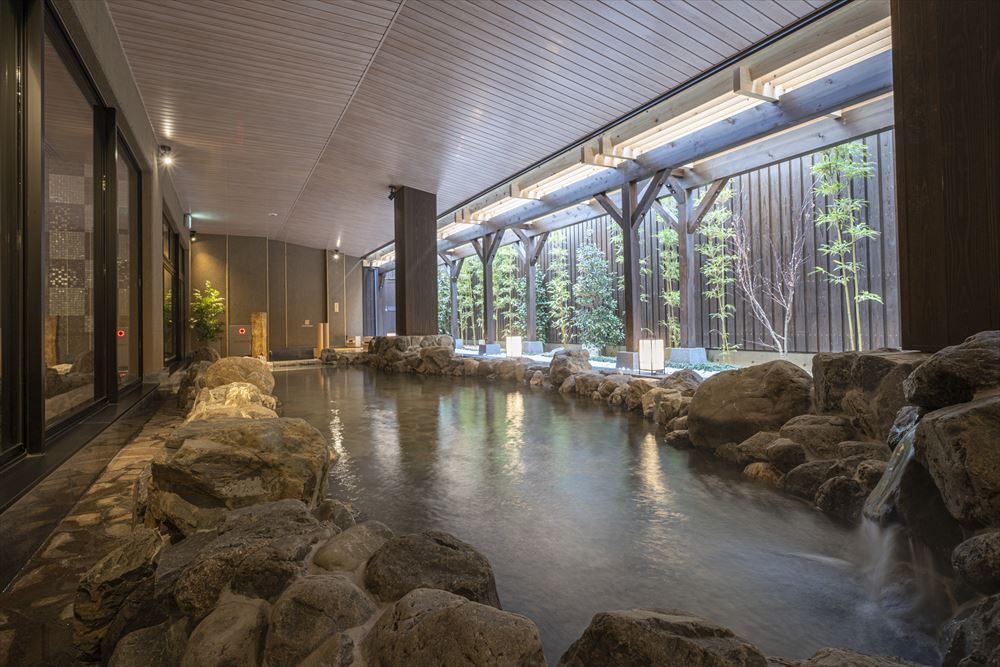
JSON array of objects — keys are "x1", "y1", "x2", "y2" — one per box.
[
  {"x1": 108, "y1": 619, "x2": 188, "y2": 667},
  {"x1": 657, "y1": 369, "x2": 703, "y2": 396},
  {"x1": 169, "y1": 500, "x2": 331, "y2": 621},
  {"x1": 942, "y1": 593, "x2": 1000, "y2": 667},
  {"x1": 815, "y1": 476, "x2": 866, "y2": 523},
  {"x1": 916, "y1": 395, "x2": 1000, "y2": 526},
  {"x1": 364, "y1": 530, "x2": 500, "y2": 607},
  {"x1": 687, "y1": 361, "x2": 812, "y2": 450},
  {"x1": 549, "y1": 350, "x2": 592, "y2": 386},
  {"x1": 801, "y1": 648, "x2": 925, "y2": 666},
  {"x1": 418, "y1": 345, "x2": 454, "y2": 374},
  {"x1": 779, "y1": 414, "x2": 857, "y2": 460},
  {"x1": 598, "y1": 374, "x2": 630, "y2": 399},
  {"x1": 782, "y1": 460, "x2": 850, "y2": 501},
  {"x1": 74, "y1": 527, "x2": 166, "y2": 660},
  {"x1": 185, "y1": 381, "x2": 278, "y2": 422},
  {"x1": 812, "y1": 349, "x2": 928, "y2": 440},
  {"x1": 625, "y1": 378, "x2": 658, "y2": 411},
  {"x1": 765, "y1": 438, "x2": 807, "y2": 473},
  {"x1": 717, "y1": 431, "x2": 779, "y2": 468},
  {"x1": 177, "y1": 361, "x2": 212, "y2": 410},
  {"x1": 148, "y1": 418, "x2": 332, "y2": 535},
  {"x1": 204, "y1": 356, "x2": 275, "y2": 394},
  {"x1": 558, "y1": 609, "x2": 767, "y2": 667},
  {"x1": 365, "y1": 588, "x2": 546, "y2": 667},
  {"x1": 904, "y1": 330, "x2": 1000, "y2": 410},
  {"x1": 180, "y1": 595, "x2": 269, "y2": 667},
  {"x1": 190, "y1": 346, "x2": 221, "y2": 364},
  {"x1": 313, "y1": 520, "x2": 394, "y2": 572},
  {"x1": 574, "y1": 372, "x2": 605, "y2": 397},
  {"x1": 953, "y1": 532, "x2": 1000, "y2": 595},
  {"x1": 264, "y1": 574, "x2": 376, "y2": 667}
]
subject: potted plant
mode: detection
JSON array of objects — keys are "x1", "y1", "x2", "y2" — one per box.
[{"x1": 189, "y1": 280, "x2": 225, "y2": 361}]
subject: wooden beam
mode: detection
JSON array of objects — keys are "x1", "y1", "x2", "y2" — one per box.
[
  {"x1": 733, "y1": 65, "x2": 781, "y2": 102},
  {"x1": 632, "y1": 168, "x2": 669, "y2": 228},
  {"x1": 688, "y1": 178, "x2": 730, "y2": 233},
  {"x1": 621, "y1": 179, "x2": 641, "y2": 352},
  {"x1": 595, "y1": 192, "x2": 625, "y2": 228},
  {"x1": 674, "y1": 195, "x2": 698, "y2": 348},
  {"x1": 652, "y1": 200, "x2": 678, "y2": 228}
]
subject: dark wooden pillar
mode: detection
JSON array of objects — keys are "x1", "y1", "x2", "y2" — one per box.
[
  {"x1": 472, "y1": 233, "x2": 503, "y2": 344},
  {"x1": 393, "y1": 187, "x2": 438, "y2": 335},
  {"x1": 620, "y1": 180, "x2": 641, "y2": 352},
  {"x1": 674, "y1": 187, "x2": 697, "y2": 348},
  {"x1": 512, "y1": 230, "x2": 549, "y2": 341},
  {"x1": 891, "y1": 0, "x2": 1000, "y2": 350}
]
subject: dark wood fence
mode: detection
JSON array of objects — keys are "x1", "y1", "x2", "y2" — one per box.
[{"x1": 530, "y1": 130, "x2": 899, "y2": 354}]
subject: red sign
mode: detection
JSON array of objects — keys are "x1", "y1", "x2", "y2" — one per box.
[
  {"x1": 238, "y1": 327, "x2": 246, "y2": 335},
  {"x1": 116, "y1": 329, "x2": 126, "y2": 337}
]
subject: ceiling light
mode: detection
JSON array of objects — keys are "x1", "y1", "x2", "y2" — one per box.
[
  {"x1": 158, "y1": 144, "x2": 174, "y2": 166},
  {"x1": 268, "y1": 212, "x2": 278, "y2": 217},
  {"x1": 332, "y1": 248, "x2": 341, "y2": 260},
  {"x1": 189, "y1": 229, "x2": 198, "y2": 242}
]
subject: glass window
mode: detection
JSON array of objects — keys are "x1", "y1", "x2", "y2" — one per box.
[
  {"x1": 116, "y1": 140, "x2": 140, "y2": 387},
  {"x1": 42, "y1": 27, "x2": 95, "y2": 425}
]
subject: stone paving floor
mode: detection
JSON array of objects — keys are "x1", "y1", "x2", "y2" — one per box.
[{"x1": 0, "y1": 406, "x2": 185, "y2": 666}]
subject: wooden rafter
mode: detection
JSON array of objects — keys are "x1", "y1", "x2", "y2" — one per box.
[
  {"x1": 595, "y1": 192, "x2": 625, "y2": 228},
  {"x1": 632, "y1": 169, "x2": 669, "y2": 228},
  {"x1": 688, "y1": 178, "x2": 730, "y2": 233}
]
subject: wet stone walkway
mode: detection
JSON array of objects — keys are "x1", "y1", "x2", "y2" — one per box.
[{"x1": 0, "y1": 406, "x2": 185, "y2": 666}]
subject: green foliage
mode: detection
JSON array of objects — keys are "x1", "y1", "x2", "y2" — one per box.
[
  {"x1": 456, "y1": 256, "x2": 484, "y2": 342},
  {"x1": 695, "y1": 187, "x2": 738, "y2": 361},
  {"x1": 437, "y1": 264, "x2": 451, "y2": 335},
  {"x1": 811, "y1": 141, "x2": 880, "y2": 352},
  {"x1": 492, "y1": 245, "x2": 526, "y2": 338},
  {"x1": 189, "y1": 280, "x2": 225, "y2": 343},
  {"x1": 545, "y1": 231, "x2": 573, "y2": 344},
  {"x1": 573, "y1": 229, "x2": 624, "y2": 352},
  {"x1": 654, "y1": 198, "x2": 681, "y2": 348}
]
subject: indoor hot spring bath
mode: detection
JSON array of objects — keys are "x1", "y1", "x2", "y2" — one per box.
[{"x1": 273, "y1": 365, "x2": 948, "y2": 665}]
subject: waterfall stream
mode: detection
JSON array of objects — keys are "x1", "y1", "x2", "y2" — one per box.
[{"x1": 863, "y1": 406, "x2": 923, "y2": 521}]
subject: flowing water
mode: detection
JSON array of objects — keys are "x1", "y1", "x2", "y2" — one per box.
[{"x1": 274, "y1": 366, "x2": 944, "y2": 664}]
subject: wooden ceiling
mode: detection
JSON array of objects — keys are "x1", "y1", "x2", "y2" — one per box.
[{"x1": 107, "y1": 0, "x2": 830, "y2": 256}]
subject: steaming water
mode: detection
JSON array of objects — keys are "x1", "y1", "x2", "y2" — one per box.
[
  {"x1": 863, "y1": 406, "x2": 923, "y2": 520},
  {"x1": 274, "y1": 367, "x2": 944, "y2": 664}
]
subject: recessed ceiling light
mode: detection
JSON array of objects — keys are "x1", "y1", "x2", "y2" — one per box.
[
  {"x1": 158, "y1": 144, "x2": 174, "y2": 166},
  {"x1": 268, "y1": 212, "x2": 278, "y2": 217}
]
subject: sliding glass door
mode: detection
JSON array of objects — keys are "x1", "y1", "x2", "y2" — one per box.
[{"x1": 116, "y1": 137, "x2": 140, "y2": 388}]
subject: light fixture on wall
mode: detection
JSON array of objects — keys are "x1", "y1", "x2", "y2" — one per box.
[
  {"x1": 332, "y1": 248, "x2": 341, "y2": 260},
  {"x1": 189, "y1": 229, "x2": 198, "y2": 242},
  {"x1": 158, "y1": 144, "x2": 174, "y2": 166}
]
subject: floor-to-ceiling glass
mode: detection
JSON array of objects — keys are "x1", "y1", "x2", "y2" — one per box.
[
  {"x1": 163, "y1": 217, "x2": 177, "y2": 365},
  {"x1": 42, "y1": 23, "x2": 96, "y2": 426},
  {"x1": 116, "y1": 140, "x2": 140, "y2": 387}
]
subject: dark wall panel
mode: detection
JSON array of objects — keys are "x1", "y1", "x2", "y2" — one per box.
[
  {"x1": 891, "y1": 0, "x2": 1000, "y2": 350},
  {"x1": 190, "y1": 234, "x2": 228, "y2": 355},
  {"x1": 267, "y1": 240, "x2": 287, "y2": 350},
  {"x1": 226, "y1": 235, "x2": 267, "y2": 326},
  {"x1": 285, "y1": 242, "x2": 326, "y2": 347}
]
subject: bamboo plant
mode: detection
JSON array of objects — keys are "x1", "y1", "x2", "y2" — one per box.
[
  {"x1": 546, "y1": 232, "x2": 573, "y2": 344},
  {"x1": 695, "y1": 186, "x2": 738, "y2": 361},
  {"x1": 811, "y1": 141, "x2": 881, "y2": 352}
]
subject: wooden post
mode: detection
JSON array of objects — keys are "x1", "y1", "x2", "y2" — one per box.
[
  {"x1": 675, "y1": 188, "x2": 698, "y2": 348},
  {"x1": 620, "y1": 180, "x2": 641, "y2": 352},
  {"x1": 440, "y1": 255, "x2": 464, "y2": 340},
  {"x1": 251, "y1": 311, "x2": 268, "y2": 359},
  {"x1": 472, "y1": 233, "x2": 503, "y2": 344}
]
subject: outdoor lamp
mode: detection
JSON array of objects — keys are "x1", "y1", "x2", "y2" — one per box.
[
  {"x1": 639, "y1": 338, "x2": 665, "y2": 373},
  {"x1": 506, "y1": 335, "x2": 522, "y2": 358}
]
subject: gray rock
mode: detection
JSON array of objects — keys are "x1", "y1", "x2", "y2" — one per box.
[
  {"x1": 312, "y1": 498, "x2": 357, "y2": 531},
  {"x1": 812, "y1": 349, "x2": 928, "y2": 440},
  {"x1": 664, "y1": 430, "x2": 693, "y2": 449},
  {"x1": 688, "y1": 361, "x2": 812, "y2": 450},
  {"x1": 721, "y1": 431, "x2": 780, "y2": 467},
  {"x1": 418, "y1": 345, "x2": 454, "y2": 373},
  {"x1": 264, "y1": 574, "x2": 376, "y2": 667},
  {"x1": 942, "y1": 593, "x2": 1000, "y2": 667},
  {"x1": 181, "y1": 595, "x2": 269, "y2": 667},
  {"x1": 904, "y1": 330, "x2": 1000, "y2": 410},
  {"x1": 802, "y1": 648, "x2": 925, "y2": 666},
  {"x1": 364, "y1": 530, "x2": 500, "y2": 607},
  {"x1": 574, "y1": 372, "x2": 605, "y2": 397},
  {"x1": 365, "y1": 588, "x2": 546, "y2": 667},
  {"x1": 815, "y1": 476, "x2": 866, "y2": 523},
  {"x1": 177, "y1": 361, "x2": 212, "y2": 410},
  {"x1": 549, "y1": 350, "x2": 592, "y2": 386},
  {"x1": 299, "y1": 634, "x2": 355, "y2": 667},
  {"x1": 314, "y1": 521, "x2": 394, "y2": 572},
  {"x1": 779, "y1": 414, "x2": 857, "y2": 460},
  {"x1": 598, "y1": 374, "x2": 630, "y2": 399},
  {"x1": 559, "y1": 375, "x2": 577, "y2": 394},
  {"x1": 743, "y1": 462, "x2": 783, "y2": 486},
  {"x1": 172, "y1": 500, "x2": 330, "y2": 621},
  {"x1": 916, "y1": 395, "x2": 1000, "y2": 526},
  {"x1": 558, "y1": 608, "x2": 767, "y2": 667},
  {"x1": 838, "y1": 440, "x2": 893, "y2": 461},
  {"x1": 765, "y1": 438, "x2": 807, "y2": 473},
  {"x1": 529, "y1": 370, "x2": 545, "y2": 386},
  {"x1": 74, "y1": 527, "x2": 165, "y2": 660},
  {"x1": 185, "y1": 381, "x2": 278, "y2": 422},
  {"x1": 204, "y1": 356, "x2": 275, "y2": 394},
  {"x1": 854, "y1": 460, "x2": 888, "y2": 492},
  {"x1": 641, "y1": 388, "x2": 677, "y2": 419},
  {"x1": 657, "y1": 369, "x2": 703, "y2": 396},
  {"x1": 108, "y1": 619, "x2": 188, "y2": 667},
  {"x1": 655, "y1": 392, "x2": 691, "y2": 426},
  {"x1": 626, "y1": 378, "x2": 658, "y2": 411},
  {"x1": 150, "y1": 417, "x2": 332, "y2": 535},
  {"x1": 782, "y1": 460, "x2": 847, "y2": 500},
  {"x1": 953, "y1": 532, "x2": 1000, "y2": 595}
]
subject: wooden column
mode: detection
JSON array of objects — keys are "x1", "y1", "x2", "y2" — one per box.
[
  {"x1": 472, "y1": 233, "x2": 503, "y2": 344},
  {"x1": 891, "y1": 0, "x2": 1000, "y2": 350},
  {"x1": 512, "y1": 229, "x2": 549, "y2": 341},
  {"x1": 675, "y1": 192, "x2": 697, "y2": 348},
  {"x1": 440, "y1": 255, "x2": 464, "y2": 340},
  {"x1": 251, "y1": 311, "x2": 268, "y2": 358},
  {"x1": 393, "y1": 186, "x2": 438, "y2": 335}
]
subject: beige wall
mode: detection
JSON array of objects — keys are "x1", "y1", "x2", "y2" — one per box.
[{"x1": 54, "y1": 0, "x2": 188, "y2": 379}]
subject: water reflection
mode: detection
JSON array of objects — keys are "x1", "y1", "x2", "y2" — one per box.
[{"x1": 273, "y1": 367, "x2": 942, "y2": 665}]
